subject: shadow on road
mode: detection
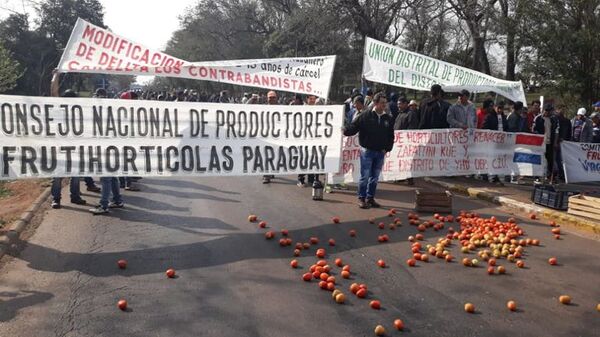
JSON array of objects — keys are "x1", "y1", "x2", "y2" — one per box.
[
  {"x1": 142, "y1": 178, "x2": 240, "y2": 195},
  {"x1": 140, "y1": 185, "x2": 241, "y2": 203},
  {"x1": 0, "y1": 290, "x2": 54, "y2": 322}
]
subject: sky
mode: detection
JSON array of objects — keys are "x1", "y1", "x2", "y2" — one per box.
[{"x1": 0, "y1": 0, "x2": 198, "y2": 83}]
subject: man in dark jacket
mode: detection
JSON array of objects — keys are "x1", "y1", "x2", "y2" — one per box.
[
  {"x1": 533, "y1": 103, "x2": 559, "y2": 179},
  {"x1": 419, "y1": 84, "x2": 450, "y2": 129},
  {"x1": 343, "y1": 92, "x2": 395, "y2": 209},
  {"x1": 554, "y1": 105, "x2": 572, "y2": 182},
  {"x1": 506, "y1": 101, "x2": 526, "y2": 132},
  {"x1": 388, "y1": 92, "x2": 400, "y2": 121}
]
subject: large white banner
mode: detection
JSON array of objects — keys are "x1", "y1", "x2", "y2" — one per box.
[
  {"x1": 330, "y1": 129, "x2": 545, "y2": 184},
  {"x1": 362, "y1": 37, "x2": 527, "y2": 104},
  {"x1": 0, "y1": 95, "x2": 343, "y2": 179},
  {"x1": 57, "y1": 19, "x2": 336, "y2": 98},
  {"x1": 561, "y1": 141, "x2": 600, "y2": 183}
]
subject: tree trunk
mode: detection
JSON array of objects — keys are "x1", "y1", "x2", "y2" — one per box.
[{"x1": 505, "y1": 29, "x2": 516, "y2": 80}]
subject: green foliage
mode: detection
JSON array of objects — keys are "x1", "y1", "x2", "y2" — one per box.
[
  {"x1": 0, "y1": 0, "x2": 105, "y2": 95},
  {"x1": 0, "y1": 43, "x2": 22, "y2": 93}
]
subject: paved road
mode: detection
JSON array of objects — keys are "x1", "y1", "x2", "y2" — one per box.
[{"x1": 0, "y1": 177, "x2": 598, "y2": 337}]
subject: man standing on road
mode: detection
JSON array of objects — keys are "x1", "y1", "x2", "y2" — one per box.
[
  {"x1": 419, "y1": 84, "x2": 450, "y2": 129},
  {"x1": 571, "y1": 108, "x2": 593, "y2": 143},
  {"x1": 533, "y1": 103, "x2": 558, "y2": 180},
  {"x1": 343, "y1": 93, "x2": 395, "y2": 209},
  {"x1": 447, "y1": 89, "x2": 476, "y2": 129},
  {"x1": 262, "y1": 91, "x2": 279, "y2": 184}
]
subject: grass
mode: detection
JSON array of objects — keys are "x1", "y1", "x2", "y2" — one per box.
[{"x1": 0, "y1": 181, "x2": 11, "y2": 199}]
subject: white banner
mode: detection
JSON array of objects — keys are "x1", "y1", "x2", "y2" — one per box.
[
  {"x1": 561, "y1": 141, "x2": 600, "y2": 183},
  {"x1": 362, "y1": 37, "x2": 527, "y2": 104},
  {"x1": 0, "y1": 95, "x2": 343, "y2": 179},
  {"x1": 330, "y1": 129, "x2": 545, "y2": 184},
  {"x1": 57, "y1": 19, "x2": 336, "y2": 98}
]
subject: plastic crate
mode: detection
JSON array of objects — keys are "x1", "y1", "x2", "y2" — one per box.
[{"x1": 531, "y1": 184, "x2": 575, "y2": 210}]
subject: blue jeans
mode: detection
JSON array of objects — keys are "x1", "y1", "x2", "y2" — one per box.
[
  {"x1": 100, "y1": 177, "x2": 122, "y2": 209},
  {"x1": 51, "y1": 177, "x2": 81, "y2": 202},
  {"x1": 358, "y1": 149, "x2": 385, "y2": 199}
]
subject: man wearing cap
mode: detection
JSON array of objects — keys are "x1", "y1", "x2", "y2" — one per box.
[
  {"x1": 262, "y1": 91, "x2": 279, "y2": 184},
  {"x1": 343, "y1": 92, "x2": 395, "y2": 209},
  {"x1": 419, "y1": 84, "x2": 450, "y2": 129},
  {"x1": 533, "y1": 103, "x2": 559, "y2": 179},
  {"x1": 593, "y1": 101, "x2": 600, "y2": 113},
  {"x1": 571, "y1": 108, "x2": 593, "y2": 143},
  {"x1": 447, "y1": 89, "x2": 477, "y2": 129}
]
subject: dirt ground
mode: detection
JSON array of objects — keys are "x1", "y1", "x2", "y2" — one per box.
[{"x1": 0, "y1": 179, "x2": 49, "y2": 232}]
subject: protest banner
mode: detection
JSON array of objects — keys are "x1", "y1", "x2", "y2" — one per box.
[
  {"x1": 561, "y1": 141, "x2": 600, "y2": 183},
  {"x1": 362, "y1": 37, "x2": 527, "y2": 104},
  {"x1": 0, "y1": 95, "x2": 343, "y2": 179},
  {"x1": 329, "y1": 129, "x2": 545, "y2": 184},
  {"x1": 57, "y1": 18, "x2": 336, "y2": 98}
]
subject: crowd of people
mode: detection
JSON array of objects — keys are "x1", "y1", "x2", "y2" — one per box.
[
  {"x1": 50, "y1": 75, "x2": 600, "y2": 212},
  {"x1": 340, "y1": 84, "x2": 600, "y2": 208}
]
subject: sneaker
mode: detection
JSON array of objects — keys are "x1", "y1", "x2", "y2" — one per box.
[
  {"x1": 262, "y1": 177, "x2": 271, "y2": 184},
  {"x1": 367, "y1": 198, "x2": 381, "y2": 208},
  {"x1": 358, "y1": 198, "x2": 370, "y2": 209},
  {"x1": 297, "y1": 181, "x2": 306, "y2": 187},
  {"x1": 125, "y1": 185, "x2": 140, "y2": 191},
  {"x1": 108, "y1": 201, "x2": 124, "y2": 208},
  {"x1": 86, "y1": 185, "x2": 101, "y2": 193},
  {"x1": 89, "y1": 206, "x2": 109, "y2": 215},
  {"x1": 407, "y1": 178, "x2": 415, "y2": 186},
  {"x1": 51, "y1": 200, "x2": 61, "y2": 209},
  {"x1": 71, "y1": 199, "x2": 87, "y2": 205}
]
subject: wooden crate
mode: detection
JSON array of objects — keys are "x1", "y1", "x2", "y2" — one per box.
[
  {"x1": 568, "y1": 194, "x2": 600, "y2": 222},
  {"x1": 415, "y1": 190, "x2": 453, "y2": 213}
]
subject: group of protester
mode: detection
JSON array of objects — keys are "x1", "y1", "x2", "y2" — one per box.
[
  {"x1": 52, "y1": 76, "x2": 600, "y2": 212},
  {"x1": 341, "y1": 84, "x2": 600, "y2": 208}
]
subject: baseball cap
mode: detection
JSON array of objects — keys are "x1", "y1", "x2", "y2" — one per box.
[
  {"x1": 593, "y1": 101, "x2": 600, "y2": 108},
  {"x1": 577, "y1": 108, "x2": 587, "y2": 116},
  {"x1": 409, "y1": 100, "x2": 418, "y2": 106},
  {"x1": 267, "y1": 91, "x2": 277, "y2": 98}
]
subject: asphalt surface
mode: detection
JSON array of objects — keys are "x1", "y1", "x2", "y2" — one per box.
[{"x1": 0, "y1": 176, "x2": 599, "y2": 337}]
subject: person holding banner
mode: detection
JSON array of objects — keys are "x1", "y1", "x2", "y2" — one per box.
[
  {"x1": 447, "y1": 89, "x2": 477, "y2": 129},
  {"x1": 298, "y1": 94, "x2": 319, "y2": 187},
  {"x1": 343, "y1": 93, "x2": 395, "y2": 209},
  {"x1": 591, "y1": 112, "x2": 600, "y2": 143},
  {"x1": 419, "y1": 84, "x2": 450, "y2": 129}
]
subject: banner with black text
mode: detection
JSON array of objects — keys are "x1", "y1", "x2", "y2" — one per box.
[
  {"x1": 0, "y1": 95, "x2": 343, "y2": 179},
  {"x1": 57, "y1": 19, "x2": 336, "y2": 98}
]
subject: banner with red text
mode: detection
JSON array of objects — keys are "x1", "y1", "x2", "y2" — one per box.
[
  {"x1": 561, "y1": 141, "x2": 600, "y2": 183},
  {"x1": 329, "y1": 129, "x2": 545, "y2": 184},
  {"x1": 57, "y1": 19, "x2": 336, "y2": 98}
]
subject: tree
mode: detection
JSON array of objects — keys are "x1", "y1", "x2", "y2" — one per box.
[
  {"x1": 447, "y1": 0, "x2": 498, "y2": 74},
  {"x1": 0, "y1": 13, "x2": 57, "y2": 95},
  {"x1": 522, "y1": 0, "x2": 600, "y2": 106},
  {"x1": 37, "y1": 0, "x2": 105, "y2": 48},
  {"x1": 0, "y1": 42, "x2": 22, "y2": 93}
]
